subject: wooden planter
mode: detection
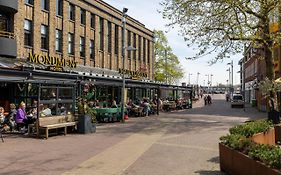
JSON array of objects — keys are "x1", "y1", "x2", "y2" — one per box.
[
  {"x1": 250, "y1": 128, "x2": 276, "y2": 145},
  {"x1": 219, "y1": 143, "x2": 281, "y2": 175}
]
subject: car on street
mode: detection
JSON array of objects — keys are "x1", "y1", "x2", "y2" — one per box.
[{"x1": 231, "y1": 94, "x2": 244, "y2": 108}]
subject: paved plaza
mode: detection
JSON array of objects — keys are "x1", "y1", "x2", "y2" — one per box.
[{"x1": 0, "y1": 94, "x2": 266, "y2": 175}]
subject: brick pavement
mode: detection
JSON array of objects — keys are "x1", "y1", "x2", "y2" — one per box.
[{"x1": 0, "y1": 94, "x2": 266, "y2": 175}]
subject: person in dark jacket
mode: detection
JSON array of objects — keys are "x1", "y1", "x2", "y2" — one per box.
[{"x1": 3, "y1": 103, "x2": 17, "y2": 131}]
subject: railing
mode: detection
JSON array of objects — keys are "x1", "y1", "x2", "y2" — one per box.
[{"x1": 0, "y1": 30, "x2": 15, "y2": 39}]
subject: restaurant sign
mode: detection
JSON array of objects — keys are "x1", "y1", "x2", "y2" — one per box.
[
  {"x1": 28, "y1": 53, "x2": 77, "y2": 72},
  {"x1": 118, "y1": 68, "x2": 148, "y2": 80}
]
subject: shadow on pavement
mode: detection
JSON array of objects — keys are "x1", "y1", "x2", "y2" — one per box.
[{"x1": 194, "y1": 170, "x2": 225, "y2": 175}]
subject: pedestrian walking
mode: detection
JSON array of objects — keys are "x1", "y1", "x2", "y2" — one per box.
[{"x1": 207, "y1": 95, "x2": 212, "y2": 104}]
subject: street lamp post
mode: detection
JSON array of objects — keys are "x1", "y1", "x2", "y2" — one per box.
[
  {"x1": 227, "y1": 60, "x2": 234, "y2": 96},
  {"x1": 121, "y1": 8, "x2": 137, "y2": 122},
  {"x1": 121, "y1": 8, "x2": 128, "y2": 123},
  {"x1": 226, "y1": 68, "x2": 231, "y2": 93},
  {"x1": 205, "y1": 74, "x2": 210, "y2": 93},
  {"x1": 188, "y1": 73, "x2": 193, "y2": 85}
]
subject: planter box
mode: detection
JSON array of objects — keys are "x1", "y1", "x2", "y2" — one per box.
[
  {"x1": 275, "y1": 126, "x2": 281, "y2": 143},
  {"x1": 78, "y1": 115, "x2": 96, "y2": 134},
  {"x1": 219, "y1": 143, "x2": 281, "y2": 175},
  {"x1": 250, "y1": 128, "x2": 275, "y2": 145}
]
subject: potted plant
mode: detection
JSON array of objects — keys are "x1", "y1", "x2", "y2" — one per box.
[{"x1": 77, "y1": 83, "x2": 97, "y2": 134}]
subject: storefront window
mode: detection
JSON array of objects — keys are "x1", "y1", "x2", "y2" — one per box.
[
  {"x1": 40, "y1": 86, "x2": 74, "y2": 116},
  {"x1": 41, "y1": 88, "x2": 57, "y2": 100}
]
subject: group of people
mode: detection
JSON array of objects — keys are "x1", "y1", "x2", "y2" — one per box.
[
  {"x1": 204, "y1": 95, "x2": 212, "y2": 105},
  {"x1": 0, "y1": 102, "x2": 37, "y2": 133},
  {"x1": 126, "y1": 97, "x2": 161, "y2": 117}
]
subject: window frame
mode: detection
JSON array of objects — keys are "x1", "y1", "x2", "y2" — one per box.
[
  {"x1": 99, "y1": 17, "x2": 104, "y2": 51},
  {"x1": 80, "y1": 36, "x2": 85, "y2": 57},
  {"x1": 68, "y1": 33, "x2": 74, "y2": 55},
  {"x1": 69, "y1": 3, "x2": 75, "y2": 21},
  {"x1": 41, "y1": 24, "x2": 48, "y2": 50},
  {"x1": 41, "y1": 0, "x2": 49, "y2": 11},
  {"x1": 25, "y1": 0, "x2": 34, "y2": 5},
  {"x1": 56, "y1": 0, "x2": 63, "y2": 17},
  {"x1": 55, "y1": 29, "x2": 62, "y2": 53},
  {"x1": 80, "y1": 8, "x2": 86, "y2": 25},
  {"x1": 107, "y1": 21, "x2": 112, "y2": 53},
  {"x1": 114, "y1": 25, "x2": 119, "y2": 55},
  {"x1": 90, "y1": 39, "x2": 95, "y2": 59},
  {"x1": 24, "y1": 19, "x2": 33, "y2": 47},
  {"x1": 91, "y1": 14, "x2": 95, "y2": 29}
]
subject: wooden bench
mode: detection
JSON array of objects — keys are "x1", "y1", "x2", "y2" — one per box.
[{"x1": 32, "y1": 115, "x2": 77, "y2": 139}]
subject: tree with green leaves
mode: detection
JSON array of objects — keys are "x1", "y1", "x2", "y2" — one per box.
[
  {"x1": 161, "y1": 0, "x2": 281, "y2": 81},
  {"x1": 154, "y1": 30, "x2": 184, "y2": 84}
]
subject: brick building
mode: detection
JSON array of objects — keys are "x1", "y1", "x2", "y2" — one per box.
[{"x1": 0, "y1": 0, "x2": 191, "y2": 114}]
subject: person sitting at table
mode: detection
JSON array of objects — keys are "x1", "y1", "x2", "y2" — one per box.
[
  {"x1": 111, "y1": 100, "x2": 118, "y2": 108},
  {"x1": 0, "y1": 106, "x2": 5, "y2": 124},
  {"x1": 142, "y1": 99, "x2": 151, "y2": 116},
  {"x1": 40, "y1": 104, "x2": 52, "y2": 117},
  {"x1": 3, "y1": 103, "x2": 17, "y2": 131},
  {"x1": 16, "y1": 102, "x2": 28, "y2": 132}
]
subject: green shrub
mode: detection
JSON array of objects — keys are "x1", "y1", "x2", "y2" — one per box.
[
  {"x1": 229, "y1": 120, "x2": 273, "y2": 137},
  {"x1": 249, "y1": 144, "x2": 281, "y2": 169},
  {"x1": 220, "y1": 134, "x2": 252, "y2": 151}
]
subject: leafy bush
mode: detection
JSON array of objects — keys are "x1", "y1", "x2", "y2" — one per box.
[
  {"x1": 229, "y1": 120, "x2": 273, "y2": 137},
  {"x1": 249, "y1": 144, "x2": 281, "y2": 169},
  {"x1": 220, "y1": 134, "x2": 252, "y2": 151}
]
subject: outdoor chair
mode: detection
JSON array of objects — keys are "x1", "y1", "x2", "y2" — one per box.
[{"x1": 0, "y1": 125, "x2": 4, "y2": 142}]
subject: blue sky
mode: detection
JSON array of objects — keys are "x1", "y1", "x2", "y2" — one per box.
[{"x1": 103, "y1": 0, "x2": 242, "y2": 86}]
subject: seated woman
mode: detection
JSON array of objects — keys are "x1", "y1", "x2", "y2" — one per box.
[
  {"x1": 111, "y1": 100, "x2": 118, "y2": 108},
  {"x1": 16, "y1": 102, "x2": 28, "y2": 131}
]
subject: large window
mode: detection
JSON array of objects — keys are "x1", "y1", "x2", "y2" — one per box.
[
  {"x1": 80, "y1": 8, "x2": 86, "y2": 25},
  {"x1": 80, "y1": 36, "x2": 85, "y2": 57},
  {"x1": 41, "y1": 25, "x2": 48, "y2": 50},
  {"x1": 24, "y1": 19, "x2": 32, "y2": 47},
  {"x1": 127, "y1": 31, "x2": 131, "y2": 59},
  {"x1": 138, "y1": 35, "x2": 142, "y2": 60},
  {"x1": 90, "y1": 40, "x2": 95, "y2": 59},
  {"x1": 68, "y1": 33, "x2": 74, "y2": 55},
  {"x1": 148, "y1": 41, "x2": 150, "y2": 63},
  {"x1": 143, "y1": 38, "x2": 146, "y2": 62},
  {"x1": 114, "y1": 25, "x2": 119, "y2": 54},
  {"x1": 41, "y1": 0, "x2": 49, "y2": 11},
  {"x1": 99, "y1": 17, "x2": 104, "y2": 51},
  {"x1": 25, "y1": 0, "x2": 34, "y2": 5},
  {"x1": 107, "y1": 22, "x2": 112, "y2": 53},
  {"x1": 40, "y1": 86, "x2": 75, "y2": 116},
  {"x1": 91, "y1": 14, "x2": 95, "y2": 28},
  {"x1": 133, "y1": 33, "x2": 136, "y2": 59},
  {"x1": 55, "y1": 29, "x2": 62, "y2": 53},
  {"x1": 69, "y1": 3, "x2": 75, "y2": 21},
  {"x1": 56, "y1": 0, "x2": 63, "y2": 16}
]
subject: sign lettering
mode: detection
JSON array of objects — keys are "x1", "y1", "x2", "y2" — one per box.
[{"x1": 28, "y1": 53, "x2": 77, "y2": 69}]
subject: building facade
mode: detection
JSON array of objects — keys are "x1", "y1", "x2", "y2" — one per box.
[
  {"x1": 7, "y1": 0, "x2": 153, "y2": 79},
  {"x1": 0, "y1": 0, "x2": 192, "y2": 114}
]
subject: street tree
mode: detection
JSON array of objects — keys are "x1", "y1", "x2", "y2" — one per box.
[
  {"x1": 154, "y1": 30, "x2": 184, "y2": 84},
  {"x1": 160, "y1": 0, "x2": 281, "y2": 81}
]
